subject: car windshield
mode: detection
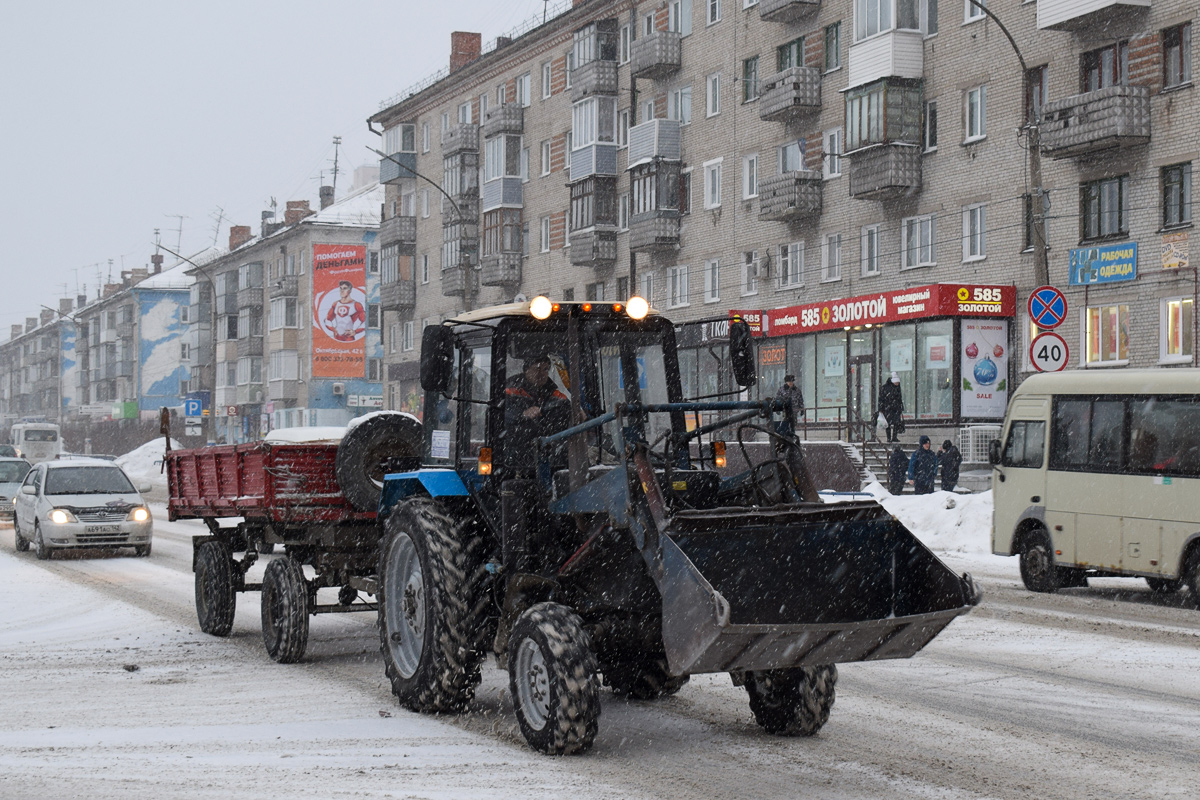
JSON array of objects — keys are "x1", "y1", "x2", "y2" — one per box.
[
  {"x1": 0, "y1": 461, "x2": 31, "y2": 482},
  {"x1": 44, "y1": 466, "x2": 135, "y2": 495},
  {"x1": 22, "y1": 429, "x2": 58, "y2": 442}
]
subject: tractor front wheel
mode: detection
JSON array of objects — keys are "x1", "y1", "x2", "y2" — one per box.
[{"x1": 745, "y1": 666, "x2": 837, "y2": 737}]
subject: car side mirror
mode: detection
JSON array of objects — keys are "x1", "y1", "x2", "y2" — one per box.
[
  {"x1": 138, "y1": 484, "x2": 153, "y2": 494},
  {"x1": 20, "y1": 485, "x2": 36, "y2": 495},
  {"x1": 420, "y1": 325, "x2": 455, "y2": 393},
  {"x1": 729, "y1": 320, "x2": 757, "y2": 388},
  {"x1": 988, "y1": 439, "x2": 1001, "y2": 466}
]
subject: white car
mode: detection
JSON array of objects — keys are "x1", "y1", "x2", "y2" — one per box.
[
  {"x1": 13, "y1": 459, "x2": 153, "y2": 559},
  {"x1": 0, "y1": 457, "x2": 32, "y2": 518}
]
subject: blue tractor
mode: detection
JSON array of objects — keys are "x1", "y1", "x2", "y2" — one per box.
[{"x1": 373, "y1": 297, "x2": 979, "y2": 754}]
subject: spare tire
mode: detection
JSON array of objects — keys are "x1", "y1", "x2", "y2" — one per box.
[{"x1": 336, "y1": 412, "x2": 424, "y2": 511}]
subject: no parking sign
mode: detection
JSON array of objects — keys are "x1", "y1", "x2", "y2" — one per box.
[{"x1": 1028, "y1": 286, "x2": 1067, "y2": 330}]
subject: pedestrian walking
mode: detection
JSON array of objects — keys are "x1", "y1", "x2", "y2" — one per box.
[
  {"x1": 887, "y1": 445, "x2": 908, "y2": 495},
  {"x1": 907, "y1": 435, "x2": 938, "y2": 494},
  {"x1": 773, "y1": 374, "x2": 805, "y2": 442},
  {"x1": 879, "y1": 372, "x2": 905, "y2": 443},
  {"x1": 939, "y1": 439, "x2": 962, "y2": 492}
]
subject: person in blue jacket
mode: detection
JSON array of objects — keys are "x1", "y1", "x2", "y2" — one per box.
[{"x1": 907, "y1": 435, "x2": 938, "y2": 494}]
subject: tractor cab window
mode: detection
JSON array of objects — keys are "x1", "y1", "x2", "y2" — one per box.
[
  {"x1": 595, "y1": 330, "x2": 674, "y2": 449},
  {"x1": 463, "y1": 343, "x2": 491, "y2": 459},
  {"x1": 502, "y1": 333, "x2": 573, "y2": 467}
]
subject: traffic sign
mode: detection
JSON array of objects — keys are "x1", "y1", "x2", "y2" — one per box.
[
  {"x1": 185, "y1": 416, "x2": 201, "y2": 426},
  {"x1": 183, "y1": 398, "x2": 203, "y2": 417},
  {"x1": 185, "y1": 426, "x2": 202, "y2": 436},
  {"x1": 1029, "y1": 332, "x2": 1069, "y2": 372},
  {"x1": 1028, "y1": 285, "x2": 1068, "y2": 330},
  {"x1": 227, "y1": 405, "x2": 238, "y2": 417}
]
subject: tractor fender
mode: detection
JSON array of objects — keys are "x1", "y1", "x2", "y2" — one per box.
[{"x1": 378, "y1": 469, "x2": 470, "y2": 518}]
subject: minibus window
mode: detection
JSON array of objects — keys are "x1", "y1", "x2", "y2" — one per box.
[{"x1": 1002, "y1": 421, "x2": 1045, "y2": 468}]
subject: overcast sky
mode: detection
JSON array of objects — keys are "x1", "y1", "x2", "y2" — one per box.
[{"x1": 0, "y1": 0, "x2": 553, "y2": 334}]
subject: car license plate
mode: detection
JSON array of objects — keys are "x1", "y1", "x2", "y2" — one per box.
[{"x1": 86, "y1": 525, "x2": 122, "y2": 534}]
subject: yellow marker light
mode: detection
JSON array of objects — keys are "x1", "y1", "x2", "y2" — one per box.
[
  {"x1": 713, "y1": 441, "x2": 726, "y2": 469},
  {"x1": 131, "y1": 507, "x2": 150, "y2": 522},
  {"x1": 477, "y1": 447, "x2": 493, "y2": 476},
  {"x1": 627, "y1": 295, "x2": 649, "y2": 320},
  {"x1": 530, "y1": 295, "x2": 553, "y2": 319},
  {"x1": 50, "y1": 509, "x2": 72, "y2": 524},
  {"x1": 581, "y1": 303, "x2": 592, "y2": 312},
  {"x1": 612, "y1": 303, "x2": 623, "y2": 314}
]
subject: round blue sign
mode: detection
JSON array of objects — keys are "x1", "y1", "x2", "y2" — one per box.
[{"x1": 1028, "y1": 286, "x2": 1067, "y2": 330}]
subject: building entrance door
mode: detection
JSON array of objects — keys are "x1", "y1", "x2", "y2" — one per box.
[{"x1": 848, "y1": 356, "x2": 874, "y2": 436}]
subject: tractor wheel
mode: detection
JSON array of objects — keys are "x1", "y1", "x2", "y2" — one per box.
[
  {"x1": 34, "y1": 522, "x2": 51, "y2": 560},
  {"x1": 261, "y1": 558, "x2": 310, "y2": 664},
  {"x1": 745, "y1": 666, "x2": 837, "y2": 737},
  {"x1": 195, "y1": 540, "x2": 237, "y2": 637},
  {"x1": 509, "y1": 602, "x2": 601, "y2": 755},
  {"x1": 378, "y1": 498, "x2": 490, "y2": 713},
  {"x1": 1146, "y1": 576, "x2": 1181, "y2": 594},
  {"x1": 603, "y1": 655, "x2": 689, "y2": 700},
  {"x1": 13, "y1": 515, "x2": 28, "y2": 552},
  {"x1": 1018, "y1": 528, "x2": 1059, "y2": 593},
  {"x1": 336, "y1": 412, "x2": 423, "y2": 512}
]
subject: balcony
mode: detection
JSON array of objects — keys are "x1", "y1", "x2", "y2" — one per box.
[
  {"x1": 218, "y1": 293, "x2": 239, "y2": 315},
  {"x1": 571, "y1": 59, "x2": 619, "y2": 102},
  {"x1": 847, "y1": 30, "x2": 923, "y2": 90},
  {"x1": 116, "y1": 321, "x2": 134, "y2": 340},
  {"x1": 379, "y1": 214, "x2": 416, "y2": 248},
  {"x1": 441, "y1": 123, "x2": 479, "y2": 156},
  {"x1": 759, "y1": 67, "x2": 822, "y2": 123},
  {"x1": 758, "y1": 171, "x2": 823, "y2": 221},
  {"x1": 630, "y1": 30, "x2": 681, "y2": 81},
  {"x1": 236, "y1": 385, "x2": 264, "y2": 406},
  {"x1": 443, "y1": 193, "x2": 480, "y2": 223},
  {"x1": 116, "y1": 360, "x2": 135, "y2": 378},
  {"x1": 481, "y1": 178, "x2": 523, "y2": 213},
  {"x1": 481, "y1": 104, "x2": 524, "y2": 138},
  {"x1": 380, "y1": 151, "x2": 416, "y2": 184},
  {"x1": 237, "y1": 336, "x2": 264, "y2": 358},
  {"x1": 441, "y1": 266, "x2": 469, "y2": 296},
  {"x1": 848, "y1": 143, "x2": 922, "y2": 199},
  {"x1": 1037, "y1": 0, "x2": 1150, "y2": 31},
  {"x1": 268, "y1": 379, "x2": 301, "y2": 402},
  {"x1": 380, "y1": 279, "x2": 416, "y2": 313},
  {"x1": 759, "y1": 0, "x2": 822, "y2": 23},
  {"x1": 629, "y1": 211, "x2": 681, "y2": 253},
  {"x1": 237, "y1": 286, "x2": 264, "y2": 308},
  {"x1": 1039, "y1": 85, "x2": 1151, "y2": 160},
  {"x1": 628, "y1": 119, "x2": 681, "y2": 166},
  {"x1": 568, "y1": 229, "x2": 618, "y2": 268},
  {"x1": 480, "y1": 252, "x2": 523, "y2": 286},
  {"x1": 570, "y1": 144, "x2": 619, "y2": 180},
  {"x1": 270, "y1": 275, "x2": 299, "y2": 299}
]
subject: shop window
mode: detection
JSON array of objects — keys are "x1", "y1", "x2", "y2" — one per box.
[
  {"x1": 1086, "y1": 304, "x2": 1129, "y2": 364},
  {"x1": 916, "y1": 319, "x2": 953, "y2": 419},
  {"x1": 1161, "y1": 298, "x2": 1194, "y2": 362},
  {"x1": 815, "y1": 331, "x2": 847, "y2": 422}
]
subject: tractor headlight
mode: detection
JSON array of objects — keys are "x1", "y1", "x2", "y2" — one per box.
[
  {"x1": 128, "y1": 507, "x2": 151, "y2": 523},
  {"x1": 626, "y1": 295, "x2": 649, "y2": 320},
  {"x1": 49, "y1": 508, "x2": 78, "y2": 524},
  {"x1": 530, "y1": 295, "x2": 553, "y2": 319}
]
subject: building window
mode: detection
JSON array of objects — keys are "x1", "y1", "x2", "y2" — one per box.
[
  {"x1": 924, "y1": 99, "x2": 938, "y2": 150},
  {"x1": 964, "y1": 85, "x2": 986, "y2": 142},
  {"x1": 618, "y1": 108, "x2": 630, "y2": 147},
  {"x1": 777, "y1": 36, "x2": 805, "y2": 71},
  {"x1": 457, "y1": 101, "x2": 472, "y2": 124},
  {"x1": 368, "y1": 358, "x2": 381, "y2": 382},
  {"x1": 617, "y1": 276, "x2": 629, "y2": 301},
  {"x1": 516, "y1": 73, "x2": 531, "y2": 107},
  {"x1": 822, "y1": 234, "x2": 842, "y2": 281},
  {"x1": 483, "y1": 209, "x2": 523, "y2": 257},
  {"x1": 441, "y1": 112, "x2": 450, "y2": 131},
  {"x1": 706, "y1": 73, "x2": 721, "y2": 116},
  {"x1": 1081, "y1": 175, "x2": 1130, "y2": 240},
  {"x1": 861, "y1": 224, "x2": 881, "y2": 275},
  {"x1": 668, "y1": 0, "x2": 692, "y2": 35},
  {"x1": 668, "y1": 85, "x2": 692, "y2": 124},
  {"x1": 964, "y1": 0, "x2": 985, "y2": 23},
  {"x1": 619, "y1": 24, "x2": 631, "y2": 64},
  {"x1": 741, "y1": 251, "x2": 759, "y2": 296},
  {"x1": 403, "y1": 320, "x2": 415, "y2": 352},
  {"x1": 541, "y1": 140, "x2": 551, "y2": 176},
  {"x1": 1162, "y1": 298, "x2": 1194, "y2": 361},
  {"x1": 824, "y1": 22, "x2": 841, "y2": 71},
  {"x1": 856, "y1": 0, "x2": 892, "y2": 40},
  {"x1": 479, "y1": 92, "x2": 489, "y2": 116},
  {"x1": 540, "y1": 216, "x2": 551, "y2": 252},
  {"x1": 845, "y1": 80, "x2": 922, "y2": 151},
  {"x1": 902, "y1": 214, "x2": 936, "y2": 267},
  {"x1": 269, "y1": 297, "x2": 298, "y2": 329},
  {"x1": 420, "y1": 254, "x2": 429, "y2": 284},
  {"x1": 1082, "y1": 41, "x2": 1128, "y2": 92},
  {"x1": 823, "y1": 128, "x2": 842, "y2": 178},
  {"x1": 779, "y1": 140, "x2": 804, "y2": 172},
  {"x1": 708, "y1": 0, "x2": 721, "y2": 25},
  {"x1": 586, "y1": 281, "x2": 606, "y2": 302},
  {"x1": 1025, "y1": 65, "x2": 1048, "y2": 124},
  {"x1": 619, "y1": 192, "x2": 630, "y2": 230},
  {"x1": 421, "y1": 189, "x2": 430, "y2": 218},
  {"x1": 778, "y1": 242, "x2": 803, "y2": 288},
  {"x1": 421, "y1": 122, "x2": 430, "y2": 152},
  {"x1": 642, "y1": 98, "x2": 656, "y2": 121},
  {"x1": 743, "y1": 0, "x2": 758, "y2": 7},
  {"x1": 922, "y1": 0, "x2": 938, "y2": 35},
  {"x1": 1163, "y1": 162, "x2": 1192, "y2": 228},
  {"x1": 680, "y1": 170, "x2": 692, "y2": 215},
  {"x1": 704, "y1": 158, "x2": 722, "y2": 208},
  {"x1": 1164, "y1": 23, "x2": 1192, "y2": 88},
  {"x1": 1086, "y1": 304, "x2": 1129, "y2": 364},
  {"x1": 640, "y1": 273, "x2": 654, "y2": 305},
  {"x1": 565, "y1": 51, "x2": 573, "y2": 89},
  {"x1": 368, "y1": 250, "x2": 380, "y2": 274},
  {"x1": 542, "y1": 61, "x2": 553, "y2": 98},
  {"x1": 667, "y1": 265, "x2": 689, "y2": 308},
  {"x1": 742, "y1": 154, "x2": 758, "y2": 198},
  {"x1": 962, "y1": 203, "x2": 986, "y2": 261},
  {"x1": 743, "y1": 56, "x2": 759, "y2": 102},
  {"x1": 704, "y1": 259, "x2": 720, "y2": 302}
]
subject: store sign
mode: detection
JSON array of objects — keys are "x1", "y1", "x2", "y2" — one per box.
[
  {"x1": 960, "y1": 319, "x2": 1009, "y2": 419},
  {"x1": 1068, "y1": 242, "x2": 1138, "y2": 285},
  {"x1": 1162, "y1": 231, "x2": 1189, "y2": 270},
  {"x1": 729, "y1": 309, "x2": 764, "y2": 336},
  {"x1": 763, "y1": 284, "x2": 1014, "y2": 337}
]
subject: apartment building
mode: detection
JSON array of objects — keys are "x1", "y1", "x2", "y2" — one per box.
[
  {"x1": 0, "y1": 302, "x2": 78, "y2": 425},
  {"x1": 189, "y1": 184, "x2": 385, "y2": 443},
  {"x1": 373, "y1": 0, "x2": 1189, "y2": 430}
]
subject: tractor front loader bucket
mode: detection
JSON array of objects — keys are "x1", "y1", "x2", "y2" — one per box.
[{"x1": 652, "y1": 500, "x2": 979, "y2": 676}]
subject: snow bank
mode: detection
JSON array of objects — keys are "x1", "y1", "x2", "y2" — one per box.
[
  {"x1": 864, "y1": 481, "x2": 994, "y2": 555},
  {"x1": 263, "y1": 426, "x2": 346, "y2": 444},
  {"x1": 115, "y1": 438, "x2": 180, "y2": 491}
]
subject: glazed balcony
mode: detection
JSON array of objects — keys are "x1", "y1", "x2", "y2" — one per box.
[
  {"x1": 1039, "y1": 85, "x2": 1151, "y2": 160},
  {"x1": 268, "y1": 380, "x2": 301, "y2": 402},
  {"x1": 759, "y1": 67, "x2": 822, "y2": 123},
  {"x1": 847, "y1": 143, "x2": 922, "y2": 199},
  {"x1": 481, "y1": 104, "x2": 524, "y2": 138},
  {"x1": 569, "y1": 229, "x2": 618, "y2": 268},
  {"x1": 380, "y1": 279, "x2": 416, "y2": 313},
  {"x1": 759, "y1": 0, "x2": 822, "y2": 23},
  {"x1": 630, "y1": 30, "x2": 681, "y2": 81},
  {"x1": 847, "y1": 30, "x2": 923, "y2": 90},
  {"x1": 758, "y1": 171, "x2": 823, "y2": 221},
  {"x1": 628, "y1": 119, "x2": 681, "y2": 165},
  {"x1": 379, "y1": 214, "x2": 416, "y2": 247},
  {"x1": 237, "y1": 336, "x2": 264, "y2": 358},
  {"x1": 480, "y1": 252, "x2": 522, "y2": 286},
  {"x1": 380, "y1": 151, "x2": 416, "y2": 184},
  {"x1": 629, "y1": 211, "x2": 681, "y2": 253},
  {"x1": 1037, "y1": 0, "x2": 1150, "y2": 31}
]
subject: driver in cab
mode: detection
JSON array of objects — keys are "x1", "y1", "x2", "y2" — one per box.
[{"x1": 504, "y1": 353, "x2": 571, "y2": 465}]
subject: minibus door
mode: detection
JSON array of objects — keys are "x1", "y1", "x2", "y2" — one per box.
[{"x1": 993, "y1": 407, "x2": 1049, "y2": 555}]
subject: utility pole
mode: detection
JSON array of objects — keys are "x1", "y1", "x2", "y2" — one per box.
[{"x1": 331, "y1": 136, "x2": 342, "y2": 197}]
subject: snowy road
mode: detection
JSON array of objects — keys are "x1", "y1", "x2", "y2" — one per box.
[{"x1": 0, "y1": 505, "x2": 1198, "y2": 800}]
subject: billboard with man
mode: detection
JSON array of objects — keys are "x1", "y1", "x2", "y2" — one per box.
[{"x1": 312, "y1": 244, "x2": 367, "y2": 378}]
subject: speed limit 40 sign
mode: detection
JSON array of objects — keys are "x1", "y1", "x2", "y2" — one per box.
[{"x1": 1030, "y1": 332, "x2": 1069, "y2": 372}]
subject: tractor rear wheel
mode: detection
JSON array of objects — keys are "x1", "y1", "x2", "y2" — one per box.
[
  {"x1": 378, "y1": 498, "x2": 490, "y2": 713},
  {"x1": 261, "y1": 557, "x2": 310, "y2": 663},
  {"x1": 509, "y1": 602, "x2": 600, "y2": 755},
  {"x1": 195, "y1": 539, "x2": 237, "y2": 637},
  {"x1": 745, "y1": 666, "x2": 837, "y2": 737}
]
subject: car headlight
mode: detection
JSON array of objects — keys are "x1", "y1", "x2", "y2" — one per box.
[
  {"x1": 49, "y1": 508, "x2": 78, "y2": 524},
  {"x1": 128, "y1": 507, "x2": 151, "y2": 523}
]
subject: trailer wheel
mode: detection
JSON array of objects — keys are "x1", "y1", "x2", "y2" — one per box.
[
  {"x1": 745, "y1": 666, "x2": 837, "y2": 737},
  {"x1": 13, "y1": 515, "x2": 28, "y2": 552},
  {"x1": 1018, "y1": 529, "x2": 1059, "y2": 593},
  {"x1": 378, "y1": 499, "x2": 490, "y2": 713},
  {"x1": 195, "y1": 540, "x2": 237, "y2": 637},
  {"x1": 603, "y1": 656, "x2": 689, "y2": 700},
  {"x1": 509, "y1": 602, "x2": 600, "y2": 755},
  {"x1": 337, "y1": 412, "x2": 423, "y2": 512},
  {"x1": 261, "y1": 558, "x2": 310, "y2": 663}
]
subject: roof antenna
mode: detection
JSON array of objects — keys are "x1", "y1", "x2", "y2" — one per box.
[{"x1": 331, "y1": 135, "x2": 342, "y2": 197}]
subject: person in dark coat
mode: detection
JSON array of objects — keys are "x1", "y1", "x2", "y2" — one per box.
[
  {"x1": 887, "y1": 446, "x2": 908, "y2": 495},
  {"x1": 907, "y1": 435, "x2": 938, "y2": 494},
  {"x1": 878, "y1": 372, "x2": 904, "y2": 442},
  {"x1": 773, "y1": 374, "x2": 805, "y2": 442},
  {"x1": 939, "y1": 439, "x2": 963, "y2": 492}
]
